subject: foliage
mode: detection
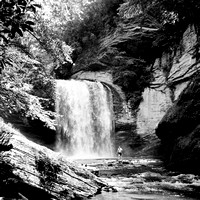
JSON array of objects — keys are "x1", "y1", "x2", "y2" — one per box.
[
  {"x1": 63, "y1": 0, "x2": 123, "y2": 60},
  {"x1": 0, "y1": 84, "x2": 56, "y2": 130},
  {"x1": 0, "y1": 154, "x2": 20, "y2": 198},
  {"x1": 34, "y1": 0, "x2": 96, "y2": 64},
  {"x1": 35, "y1": 154, "x2": 61, "y2": 189},
  {"x1": 118, "y1": 0, "x2": 200, "y2": 50},
  {"x1": 0, "y1": 0, "x2": 41, "y2": 74},
  {"x1": 0, "y1": 42, "x2": 55, "y2": 95},
  {"x1": 0, "y1": 154, "x2": 14, "y2": 180},
  {"x1": 0, "y1": 0, "x2": 73, "y2": 78},
  {"x1": 26, "y1": 94, "x2": 56, "y2": 130},
  {"x1": 63, "y1": 0, "x2": 157, "y2": 108},
  {"x1": 0, "y1": 0, "x2": 40, "y2": 42},
  {"x1": 33, "y1": 14, "x2": 73, "y2": 74},
  {"x1": 0, "y1": 119, "x2": 13, "y2": 151},
  {"x1": 71, "y1": 0, "x2": 200, "y2": 110},
  {"x1": 0, "y1": 0, "x2": 59, "y2": 126},
  {"x1": 0, "y1": 120, "x2": 22, "y2": 198},
  {"x1": 112, "y1": 55, "x2": 153, "y2": 109},
  {"x1": 0, "y1": 43, "x2": 56, "y2": 129},
  {"x1": 35, "y1": 0, "x2": 91, "y2": 32},
  {"x1": 0, "y1": 0, "x2": 62, "y2": 135}
]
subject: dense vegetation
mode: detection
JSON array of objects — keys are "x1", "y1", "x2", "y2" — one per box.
[
  {"x1": 0, "y1": 0, "x2": 57, "y2": 136},
  {"x1": 1, "y1": 0, "x2": 200, "y2": 129},
  {"x1": 62, "y1": 0, "x2": 200, "y2": 109}
]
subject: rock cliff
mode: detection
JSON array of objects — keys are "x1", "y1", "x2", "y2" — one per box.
[
  {"x1": 151, "y1": 25, "x2": 200, "y2": 171},
  {"x1": 72, "y1": 24, "x2": 200, "y2": 161},
  {"x1": 137, "y1": 25, "x2": 198, "y2": 137},
  {"x1": 155, "y1": 75, "x2": 200, "y2": 173}
]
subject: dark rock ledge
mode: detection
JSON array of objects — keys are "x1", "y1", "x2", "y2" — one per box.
[{"x1": 0, "y1": 124, "x2": 107, "y2": 200}]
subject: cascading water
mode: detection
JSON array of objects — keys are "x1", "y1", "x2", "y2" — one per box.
[{"x1": 55, "y1": 79, "x2": 114, "y2": 159}]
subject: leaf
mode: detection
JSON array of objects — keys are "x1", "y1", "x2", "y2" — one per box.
[
  {"x1": 0, "y1": 60, "x2": 5, "y2": 70},
  {"x1": 21, "y1": 24, "x2": 27, "y2": 31},
  {"x1": 27, "y1": 5, "x2": 36, "y2": 13},
  {"x1": 1, "y1": 29, "x2": 10, "y2": 34},
  {"x1": 10, "y1": 26, "x2": 17, "y2": 38},
  {"x1": 5, "y1": 60, "x2": 13, "y2": 66},
  {"x1": 33, "y1": 3, "x2": 42, "y2": 8},
  {"x1": 25, "y1": 21, "x2": 35, "y2": 25},
  {"x1": 21, "y1": 23, "x2": 34, "y2": 32},
  {"x1": 0, "y1": 34, "x2": 8, "y2": 43},
  {"x1": 16, "y1": 28, "x2": 23, "y2": 37},
  {"x1": 26, "y1": 25, "x2": 34, "y2": 32}
]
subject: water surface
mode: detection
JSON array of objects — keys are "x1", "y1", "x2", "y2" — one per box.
[{"x1": 76, "y1": 158, "x2": 200, "y2": 200}]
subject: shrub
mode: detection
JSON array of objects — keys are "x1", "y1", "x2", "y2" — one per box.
[{"x1": 35, "y1": 154, "x2": 61, "y2": 189}]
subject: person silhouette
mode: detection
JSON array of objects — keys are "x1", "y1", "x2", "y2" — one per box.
[{"x1": 117, "y1": 146, "x2": 123, "y2": 159}]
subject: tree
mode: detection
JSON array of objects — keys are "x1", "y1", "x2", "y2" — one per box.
[
  {"x1": 0, "y1": 0, "x2": 58, "y2": 128},
  {"x1": 119, "y1": 0, "x2": 200, "y2": 41},
  {"x1": 0, "y1": 0, "x2": 40, "y2": 72},
  {"x1": 0, "y1": 0, "x2": 41, "y2": 42}
]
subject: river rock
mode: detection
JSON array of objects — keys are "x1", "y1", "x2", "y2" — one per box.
[{"x1": 0, "y1": 122, "x2": 106, "y2": 200}]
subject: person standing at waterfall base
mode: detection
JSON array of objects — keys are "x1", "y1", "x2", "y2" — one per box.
[{"x1": 117, "y1": 146, "x2": 123, "y2": 160}]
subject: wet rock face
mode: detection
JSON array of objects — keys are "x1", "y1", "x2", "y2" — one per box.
[
  {"x1": 0, "y1": 123, "x2": 106, "y2": 200},
  {"x1": 72, "y1": 70, "x2": 113, "y2": 84},
  {"x1": 136, "y1": 87, "x2": 172, "y2": 136},
  {"x1": 155, "y1": 76, "x2": 200, "y2": 172},
  {"x1": 137, "y1": 25, "x2": 198, "y2": 137}
]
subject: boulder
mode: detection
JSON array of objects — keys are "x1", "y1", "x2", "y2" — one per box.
[{"x1": 0, "y1": 122, "x2": 107, "y2": 200}]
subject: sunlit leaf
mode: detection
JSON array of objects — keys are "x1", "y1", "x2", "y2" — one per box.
[{"x1": 33, "y1": 3, "x2": 42, "y2": 8}]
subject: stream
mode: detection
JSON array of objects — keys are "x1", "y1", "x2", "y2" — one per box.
[{"x1": 75, "y1": 158, "x2": 200, "y2": 200}]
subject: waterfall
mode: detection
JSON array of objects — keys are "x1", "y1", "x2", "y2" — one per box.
[{"x1": 55, "y1": 79, "x2": 114, "y2": 159}]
